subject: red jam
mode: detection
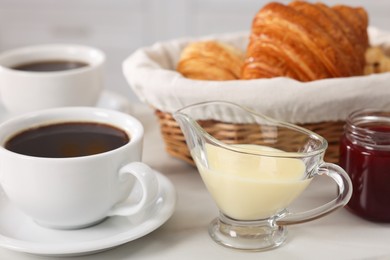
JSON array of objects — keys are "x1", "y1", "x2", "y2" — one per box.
[{"x1": 339, "y1": 111, "x2": 390, "y2": 222}]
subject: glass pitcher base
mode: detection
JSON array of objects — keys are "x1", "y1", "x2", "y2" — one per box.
[{"x1": 208, "y1": 215, "x2": 287, "y2": 251}]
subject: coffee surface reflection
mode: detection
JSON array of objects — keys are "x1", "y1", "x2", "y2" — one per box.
[
  {"x1": 5, "y1": 122, "x2": 129, "y2": 158},
  {"x1": 12, "y1": 60, "x2": 88, "y2": 72}
]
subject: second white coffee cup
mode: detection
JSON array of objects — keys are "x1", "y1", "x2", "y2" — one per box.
[
  {"x1": 0, "y1": 44, "x2": 105, "y2": 114},
  {"x1": 0, "y1": 107, "x2": 158, "y2": 229}
]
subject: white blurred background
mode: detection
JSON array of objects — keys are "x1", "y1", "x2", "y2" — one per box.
[{"x1": 0, "y1": 0, "x2": 389, "y2": 103}]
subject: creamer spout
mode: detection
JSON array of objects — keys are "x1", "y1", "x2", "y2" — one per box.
[{"x1": 173, "y1": 110, "x2": 202, "y2": 152}]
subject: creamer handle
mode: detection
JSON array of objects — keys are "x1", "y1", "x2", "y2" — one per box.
[{"x1": 276, "y1": 162, "x2": 352, "y2": 225}]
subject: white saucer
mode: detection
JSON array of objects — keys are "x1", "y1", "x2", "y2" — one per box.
[
  {"x1": 0, "y1": 170, "x2": 176, "y2": 257},
  {"x1": 0, "y1": 89, "x2": 133, "y2": 122},
  {"x1": 96, "y1": 90, "x2": 132, "y2": 114}
]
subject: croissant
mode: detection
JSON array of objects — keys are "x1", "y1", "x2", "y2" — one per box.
[
  {"x1": 241, "y1": 1, "x2": 369, "y2": 81},
  {"x1": 364, "y1": 47, "x2": 390, "y2": 75},
  {"x1": 177, "y1": 41, "x2": 244, "y2": 81}
]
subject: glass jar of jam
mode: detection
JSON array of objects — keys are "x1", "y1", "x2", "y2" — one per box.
[{"x1": 339, "y1": 109, "x2": 390, "y2": 222}]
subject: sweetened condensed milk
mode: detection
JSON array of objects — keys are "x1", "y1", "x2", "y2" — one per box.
[{"x1": 195, "y1": 144, "x2": 310, "y2": 220}]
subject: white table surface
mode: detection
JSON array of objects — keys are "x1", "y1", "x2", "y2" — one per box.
[{"x1": 0, "y1": 103, "x2": 389, "y2": 260}]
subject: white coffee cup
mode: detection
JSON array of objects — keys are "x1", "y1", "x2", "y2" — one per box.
[
  {"x1": 0, "y1": 107, "x2": 158, "y2": 229},
  {"x1": 0, "y1": 44, "x2": 105, "y2": 114}
]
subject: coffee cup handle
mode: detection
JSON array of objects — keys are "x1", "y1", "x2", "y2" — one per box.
[
  {"x1": 276, "y1": 162, "x2": 352, "y2": 225},
  {"x1": 108, "y1": 162, "x2": 158, "y2": 217}
]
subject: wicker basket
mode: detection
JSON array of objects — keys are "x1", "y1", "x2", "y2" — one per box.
[
  {"x1": 123, "y1": 29, "x2": 390, "y2": 165},
  {"x1": 155, "y1": 109, "x2": 344, "y2": 165}
]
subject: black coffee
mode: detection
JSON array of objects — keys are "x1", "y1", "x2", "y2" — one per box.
[
  {"x1": 5, "y1": 122, "x2": 130, "y2": 158},
  {"x1": 12, "y1": 60, "x2": 88, "y2": 72}
]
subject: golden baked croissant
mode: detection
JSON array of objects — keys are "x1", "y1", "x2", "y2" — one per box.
[
  {"x1": 364, "y1": 47, "x2": 390, "y2": 74},
  {"x1": 177, "y1": 41, "x2": 244, "y2": 81},
  {"x1": 241, "y1": 1, "x2": 369, "y2": 81}
]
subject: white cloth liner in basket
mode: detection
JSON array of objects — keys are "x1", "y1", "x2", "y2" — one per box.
[{"x1": 123, "y1": 27, "x2": 390, "y2": 124}]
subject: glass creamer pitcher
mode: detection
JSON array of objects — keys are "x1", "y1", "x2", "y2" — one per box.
[{"x1": 174, "y1": 101, "x2": 352, "y2": 251}]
